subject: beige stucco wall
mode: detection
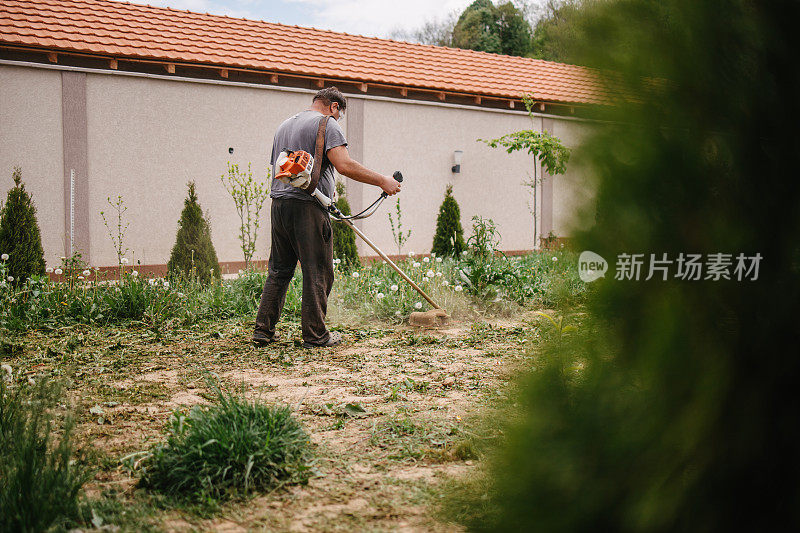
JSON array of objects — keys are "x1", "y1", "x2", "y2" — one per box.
[
  {"x1": 1, "y1": 62, "x2": 598, "y2": 268},
  {"x1": 550, "y1": 119, "x2": 596, "y2": 237},
  {"x1": 85, "y1": 74, "x2": 306, "y2": 267},
  {"x1": 0, "y1": 65, "x2": 64, "y2": 266},
  {"x1": 357, "y1": 99, "x2": 538, "y2": 255}
]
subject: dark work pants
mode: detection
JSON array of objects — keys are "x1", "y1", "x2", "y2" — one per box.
[{"x1": 254, "y1": 197, "x2": 334, "y2": 345}]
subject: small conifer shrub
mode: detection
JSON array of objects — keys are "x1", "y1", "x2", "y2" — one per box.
[
  {"x1": 431, "y1": 185, "x2": 466, "y2": 258},
  {"x1": 333, "y1": 182, "x2": 360, "y2": 270},
  {"x1": 0, "y1": 167, "x2": 46, "y2": 285},
  {"x1": 167, "y1": 182, "x2": 220, "y2": 283}
]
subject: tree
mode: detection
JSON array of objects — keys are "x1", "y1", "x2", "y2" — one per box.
[
  {"x1": 167, "y1": 182, "x2": 220, "y2": 283},
  {"x1": 332, "y1": 182, "x2": 360, "y2": 271},
  {"x1": 0, "y1": 167, "x2": 46, "y2": 285},
  {"x1": 430, "y1": 185, "x2": 466, "y2": 258},
  {"x1": 389, "y1": 12, "x2": 457, "y2": 46},
  {"x1": 220, "y1": 162, "x2": 270, "y2": 270},
  {"x1": 530, "y1": 0, "x2": 586, "y2": 62},
  {"x1": 452, "y1": 0, "x2": 533, "y2": 57},
  {"x1": 480, "y1": 95, "x2": 570, "y2": 245}
]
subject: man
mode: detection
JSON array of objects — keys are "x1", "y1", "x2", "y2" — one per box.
[{"x1": 252, "y1": 87, "x2": 401, "y2": 348}]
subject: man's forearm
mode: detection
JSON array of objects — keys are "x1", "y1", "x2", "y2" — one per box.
[{"x1": 336, "y1": 159, "x2": 385, "y2": 187}]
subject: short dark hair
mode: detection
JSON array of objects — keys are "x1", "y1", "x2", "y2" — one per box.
[{"x1": 313, "y1": 86, "x2": 347, "y2": 111}]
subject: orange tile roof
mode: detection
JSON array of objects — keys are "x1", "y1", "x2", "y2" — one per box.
[{"x1": 0, "y1": 0, "x2": 609, "y2": 105}]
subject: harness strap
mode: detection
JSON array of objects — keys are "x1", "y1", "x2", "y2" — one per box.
[{"x1": 306, "y1": 115, "x2": 329, "y2": 195}]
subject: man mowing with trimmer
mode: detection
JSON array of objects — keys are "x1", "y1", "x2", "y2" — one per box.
[{"x1": 252, "y1": 87, "x2": 402, "y2": 348}]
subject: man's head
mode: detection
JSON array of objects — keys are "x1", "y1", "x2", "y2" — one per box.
[{"x1": 312, "y1": 86, "x2": 347, "y2": 121}]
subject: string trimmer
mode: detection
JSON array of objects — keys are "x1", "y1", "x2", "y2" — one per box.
[{"x1": 275, "y1": 147, "x2": 448, "y2": 326}]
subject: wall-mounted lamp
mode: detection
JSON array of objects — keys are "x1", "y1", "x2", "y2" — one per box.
[
  {"x1": 228, "y1": 147, "x2": 234, "y2": 154},
  {"x1": 451, "y1": 150, "x2": 463, "y2": 173}
]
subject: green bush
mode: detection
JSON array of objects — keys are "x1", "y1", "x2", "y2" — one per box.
[
  {"x1": 167, "y1": 182, "x2": 220, "y2": 284},
  {"x1": 446, "y1": 0, "x2": 800, "y2": 530},
  {"x1": 0, "y1": 167, "x2": 46, "y2": 286},
  {"x1": 0, "y1": 375, "x2": 92, "y2": 532},
  {"x1": 332, "y1": 182, "x2": 360, "y2": 271},
  {"x1": 139, "y1": 390, "x2": 312, "y2": 502},
  {"x1": 431, "y1": 184, "x2": 466, "y2": 258}
]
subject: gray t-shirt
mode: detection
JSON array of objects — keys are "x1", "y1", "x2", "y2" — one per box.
[{"x1": 270, "y1": 110, "x2": 347, "y2": 203}]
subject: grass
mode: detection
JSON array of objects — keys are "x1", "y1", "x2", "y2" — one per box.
[
  {"x1": 0, "y1": 375, "x2": 93, "y2": 532},
  {"x1": 0, "y1": 250, "x2": 585, "y2": 333},
  {"x1": 0, "y1": 311, "x2": 540, "y2": 530},
  {"x1": 0, "y1": 246, "x2": 585, "y2": 529},
  {"x1": 135, "y1": 387, "x2": 314, "y2": 504}
]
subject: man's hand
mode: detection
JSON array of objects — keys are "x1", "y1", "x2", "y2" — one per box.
[{"x1": 381, "y1": 175, "x2": 402, "y2": 195}]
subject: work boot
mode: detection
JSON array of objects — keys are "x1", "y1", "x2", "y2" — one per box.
[
  {"x1": 252, "y1": 331, "x2": 279, "y2": 347},
  {"x1": 302, "y1": 331, "x2": 342, "y2": 349}
]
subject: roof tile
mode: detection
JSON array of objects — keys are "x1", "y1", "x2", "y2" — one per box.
[{"x1": 0, "y1": 0, "x2": 608, "y2": 104}]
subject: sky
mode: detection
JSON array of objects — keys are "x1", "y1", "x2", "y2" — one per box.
[{"x1": 134, "y1": 0, "x2": 476, "y2": 39}]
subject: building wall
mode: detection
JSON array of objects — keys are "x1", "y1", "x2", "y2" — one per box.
[
  {"x1": 85, "y1": 74, "x2": 305, "y2": 267},
  {"x1": 1, "y1": 62, "x2": 597, "y2": 269},
  {"x1": 550, "y1": 119, "x2": 596, "y2": 238},
  {"x1": 358, "y1": 99, "x2": 538, "y2": 255},
  {"x1": 0, "y1": 65, "x2": 64, "y2": 264}
]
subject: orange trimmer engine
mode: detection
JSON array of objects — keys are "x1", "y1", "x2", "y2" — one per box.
[{"x1": 275, "y1": 149, "x2": 314, "y2": 189}]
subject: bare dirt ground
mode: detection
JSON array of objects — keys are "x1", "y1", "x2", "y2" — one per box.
[{"x1": 3, "y1": 314, "x2": 541, "y2": 532}]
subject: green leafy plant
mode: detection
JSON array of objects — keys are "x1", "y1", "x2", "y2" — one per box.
[
  {"x1": 332, "y1": 181, "x2": 360, "y2": 271},
  {"x1": 458, "y1": 216, "x2": 517, "y2": 300},
  {"x1": 221, "y1": 162, "x2": 270, "y2": 270},
  {"x1": 167, "y1": 182, "x2": 220, "y2": 284},
  {"x1": 388, "y1": 198, "x2": 412, "y2": 256},
  {"x1": 431, "y1": 184, "x2": 466, "y2": 258},
  {"x1": 0, "y1": 375, "x2": 93, "y2": 532},
  {"x1": 0, "y1": 167, "x2": 46, "y2": 286},
  {"x1": 480, "y1": 96, "x2": 570, "y2": 244},
  {"x1": 135, "y1": 388, "x2": 313, "y2": 503}
]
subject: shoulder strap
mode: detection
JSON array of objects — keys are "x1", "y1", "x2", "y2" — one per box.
[{"x1": 306, "y1": 115, "x2": 329, "y2": 195}]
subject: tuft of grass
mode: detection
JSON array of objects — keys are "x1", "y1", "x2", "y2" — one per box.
[
  {"x1": 0, "y1": 375, "x2": 93, "y2": 532},
  {"x1": 137, "y1": 389, "x2": 313, "y2": 503}
]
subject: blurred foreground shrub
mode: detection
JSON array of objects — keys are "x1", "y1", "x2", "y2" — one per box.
[{"x1": 445, "y1": 0, "x2": 800, "y2": 530}]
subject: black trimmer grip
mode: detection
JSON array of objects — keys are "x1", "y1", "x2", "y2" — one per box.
[{"x1": 393, "y1": 171, "x2": 404, "y2": 183}]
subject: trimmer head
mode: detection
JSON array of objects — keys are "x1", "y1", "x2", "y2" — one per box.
[{"x1": 409, "y1": 309, "x2": 449, "y2": 327}]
